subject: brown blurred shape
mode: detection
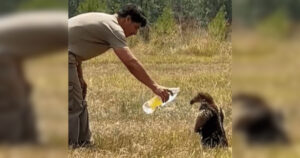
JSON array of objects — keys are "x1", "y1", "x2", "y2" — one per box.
[
  {"x1": 233, "y1": 93, "x2": 289, "y2": 145},
  {"x1": 0, "y1": 11, "x2": 67, "y2": 144}
]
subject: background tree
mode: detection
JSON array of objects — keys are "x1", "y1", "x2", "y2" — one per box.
[{"x1": 68, "y1": 0, "x2": 232, "y2": 27}]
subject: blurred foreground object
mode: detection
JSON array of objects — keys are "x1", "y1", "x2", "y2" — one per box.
[
  {"x1": 233, "y1": 0, "x2": 300, "y2": 157},
  {"x1": 0, "y1": 11, "x2": 67, "y2": 58},
  {"x1": 0, "y1": 11, "x2": 67, "y2": 144},
  {"x1": 233, "y1": 93, "x2": 289, "y2": 145}
]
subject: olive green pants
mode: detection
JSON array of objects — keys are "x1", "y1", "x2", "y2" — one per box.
[{"x1": 68, "y1": 54, "x2": 91, "y2": 145}]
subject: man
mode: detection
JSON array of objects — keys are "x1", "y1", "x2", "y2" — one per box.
[{"x1": 68, "y1": 4, "x2": 172, "y2": 147}]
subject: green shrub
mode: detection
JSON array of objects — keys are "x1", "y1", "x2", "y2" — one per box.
[
  {"x1": 153, "y1": 5, "x2": 177, "y2": 36},
  {"x1": 77, "y1": 0, "x2": 107, "y2": 14},
  {"x1": 208, "y1": 6, "x2": 228, "y2": 41}
]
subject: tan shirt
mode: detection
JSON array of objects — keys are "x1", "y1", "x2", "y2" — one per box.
[{"x1": 68, "y1": 13, "x2": 127, "y2": 61}]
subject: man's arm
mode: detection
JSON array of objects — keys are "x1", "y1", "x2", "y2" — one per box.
[{"x1": 113, "y1": 47, "x2": 170, "y2": 102}]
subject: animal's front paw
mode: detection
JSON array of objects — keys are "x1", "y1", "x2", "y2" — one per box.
[{"x1": 194, "y1": 129, "x2": 202, "y2": 133}]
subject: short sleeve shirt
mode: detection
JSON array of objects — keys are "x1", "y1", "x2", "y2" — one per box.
[{"x1": 68, "y1": 13, "x2": 127, "y2": 60}]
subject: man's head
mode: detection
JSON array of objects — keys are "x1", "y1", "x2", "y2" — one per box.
[{"x1": 117, "y1": 4, "x2": 147, "y2": 37}]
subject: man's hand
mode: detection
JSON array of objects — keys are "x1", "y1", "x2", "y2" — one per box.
[
  {"x1": 76, "y1": 61, "x2": 87, "y2": 100},
  {"x1": 151, "y1": 84, "x2": 173, "y2": 103},
  {"x1": 79, "y1": 78, "x2": 87, "y2": 99}
]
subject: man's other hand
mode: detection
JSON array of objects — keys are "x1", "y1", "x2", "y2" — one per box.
[{"x1": 79, "y1": 78, "x2": 87, "y2": 99}]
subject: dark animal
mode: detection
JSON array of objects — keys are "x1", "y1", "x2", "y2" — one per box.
[
  {"x1": 233, "y1": 93, "x2": 289, "y2": 145},
  {"x1": 190, "y1": 92, "x2": 228, "y2": 148}
]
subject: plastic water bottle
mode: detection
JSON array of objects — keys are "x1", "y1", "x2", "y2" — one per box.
[{"x1": 142, "y1": 87, "x2": 180, "y2": 114}]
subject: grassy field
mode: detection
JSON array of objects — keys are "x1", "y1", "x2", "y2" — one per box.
[{"x1": 68, "y1": 30, "x2": 232, "y2": 158}]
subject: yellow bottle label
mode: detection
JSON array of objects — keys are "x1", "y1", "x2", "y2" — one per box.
[{"x1": 149, "y1": 96, "x2": 163, "y2": 110}]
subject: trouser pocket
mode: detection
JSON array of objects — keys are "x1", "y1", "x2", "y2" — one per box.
[{"x1": 68, "y1": 83, "x2": 83, "y2": 112}]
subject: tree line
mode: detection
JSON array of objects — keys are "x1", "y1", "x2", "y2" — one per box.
[{"x1": 69, "y1": 0, "x2": 232, "y2": 27}]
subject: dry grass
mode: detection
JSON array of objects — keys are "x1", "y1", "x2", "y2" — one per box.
[{"x1": 69, "y1": 29, "x2": 232, "y2": 157}]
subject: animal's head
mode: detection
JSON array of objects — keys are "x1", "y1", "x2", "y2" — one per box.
[{"x1": 190, "y1": 92, "x2": 214, "y2": 106}]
